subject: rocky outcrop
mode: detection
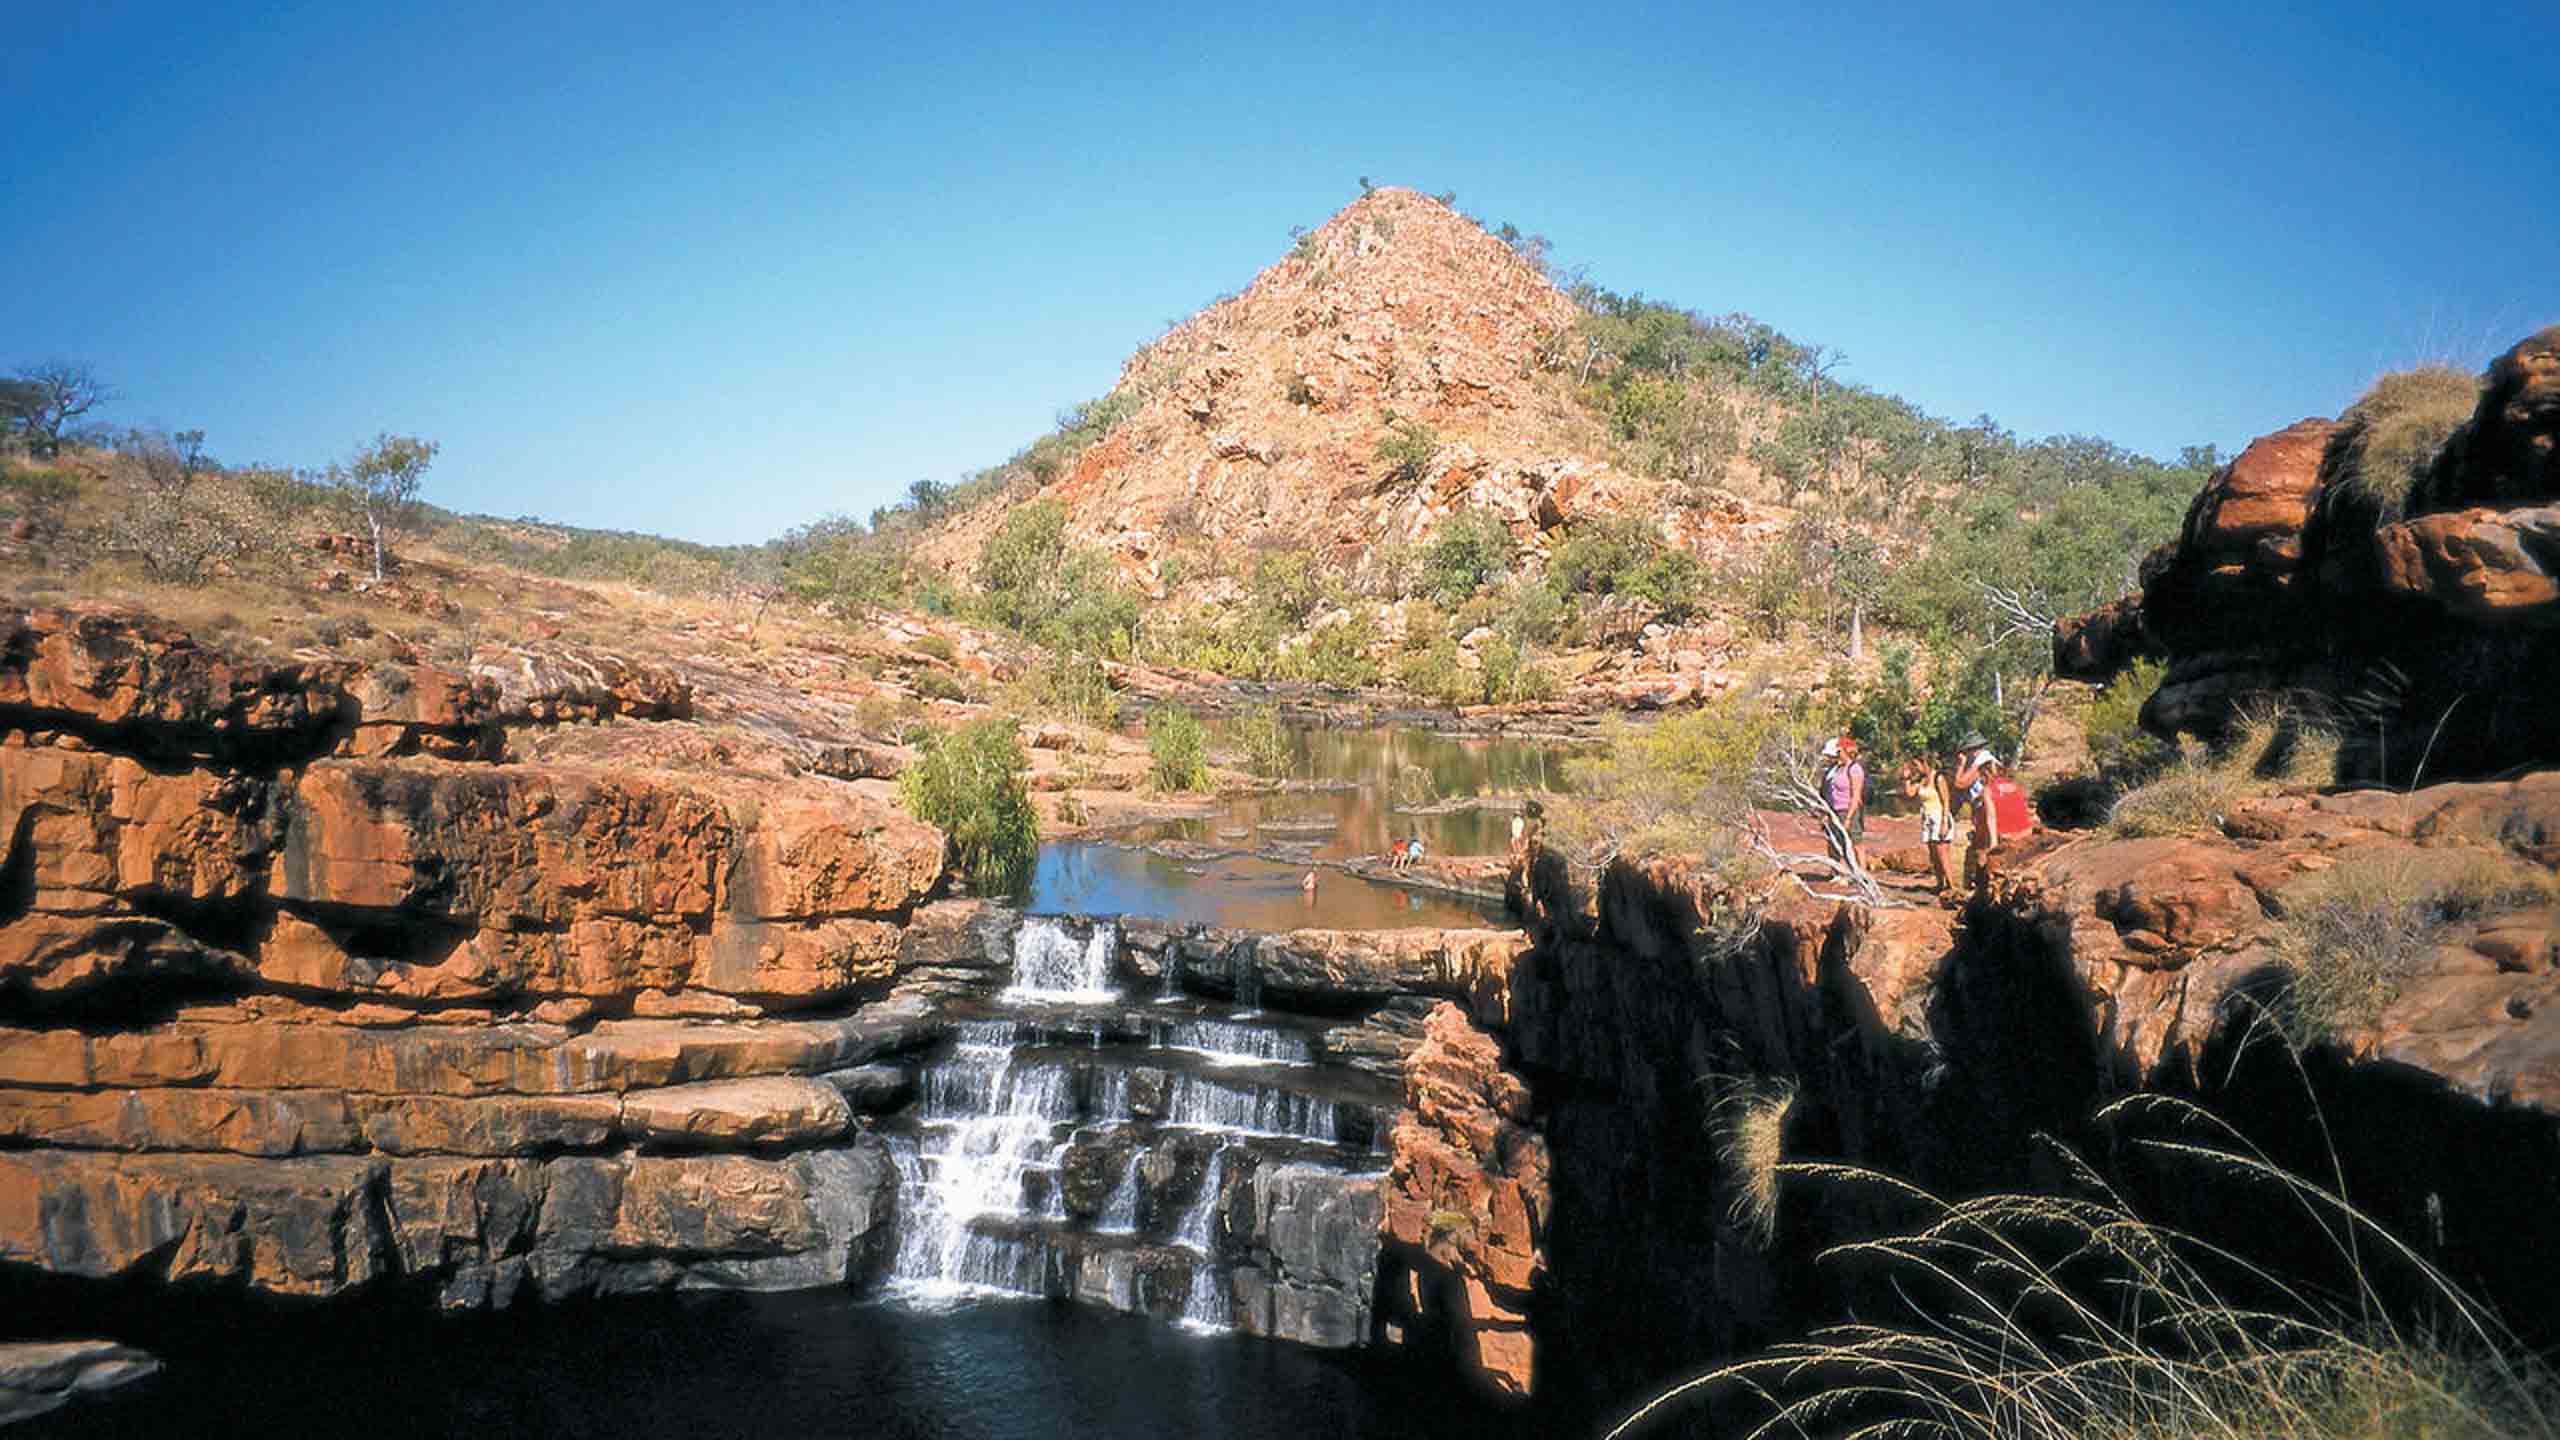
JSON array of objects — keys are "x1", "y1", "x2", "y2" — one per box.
[
  {"x1": 2061, "y1": 328, "x2": 2560, "y2": 778},
  {"x1": 0, "y1": 1339, "x2": 159, "y2": 1426},
  {"x1": 1379, "y1": 1002, "x2": 1547, "y2": 1397},
  {"x1": 1494, "y1": 764, "x2": 2560, "y2": 1410},
  {"x1": 0, "y1": 605, "x2": 985, "y2": 1310}
]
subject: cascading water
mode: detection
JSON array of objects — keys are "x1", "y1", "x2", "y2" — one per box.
[
  {"x1": 883, "y1": 913, "x2": 1385, "y2": 1331},
  {"x1": 1177, "y1": 1145, "x2": 1235, "y2": 1332},
  {"x1": 1004, "y1": 917, "x2": 1120, "y2": 1002}
]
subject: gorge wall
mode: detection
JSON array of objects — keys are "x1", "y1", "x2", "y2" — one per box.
[{"x1": 0, "y1": 604, "x2": 970, "y2": 1306}]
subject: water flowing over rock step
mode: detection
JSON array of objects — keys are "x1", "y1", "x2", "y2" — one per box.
[
  {"x1": 906, "y1": 1041, "x2": 1394, "y2": 1147},
  {"x1": 886, "y1": 1149, "x2": 1386, "y2": 1349}
]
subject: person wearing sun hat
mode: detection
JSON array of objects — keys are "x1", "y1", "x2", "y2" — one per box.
[
  {"x1": 1819, "y1": 734, "x2": 1867, "y2": 871},
  {"x1": 1950, "y1": 732, "x2": 2000, "y2": 893}
]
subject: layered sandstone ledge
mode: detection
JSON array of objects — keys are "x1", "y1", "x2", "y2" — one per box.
[{"x1": 0, "y1": 603, "x2": 1000, "y2": 1306}]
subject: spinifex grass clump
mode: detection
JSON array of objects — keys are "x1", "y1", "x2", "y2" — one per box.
[
  {"x1": 1612, "y1": 1096, "x2": 2560, "y2": 1440},
  {"x1": 2331, "y1": 367, "x2": 2478, "y2": 521},
  {"x1": 2106, "y1": 699, "x2": 2338, "y2": 838},
  {"x1": 2274, "y1": 848, "x2": 2559, "y2": 1045},
  {"x1": 1714, "y1": 1078, "x2": 1797, "y2": 1248},
  {"x1": 897, "y1": 715, "x2": 1038, "y2": 895}
]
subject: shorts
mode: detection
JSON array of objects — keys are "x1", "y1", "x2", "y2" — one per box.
[
  {"x1": 1921, "y1": 811, "x2": 1955, "y2": 844},
  {"x1": 1829, "y1": 806, "x2": 1865, "y2": 839}
]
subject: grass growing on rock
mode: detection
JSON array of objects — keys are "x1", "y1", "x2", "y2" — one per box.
[
  {"x1": 1612, "y1": 1096, "x2": 2560, "y2": 1440},
  {"x1": 2105, "y1": 701, "x2": 2339, "y2": 838},
  {"x1": 2331, "y1": 366, "x2": 2479, "y2": 521},
  {"x1": 1229, "y1": 703, "x2": 1293, "y2": 779},
  {"x1": 2274, "y1": 848, "x2": 2559, "y2": 1045},
  {"x1": 1713, "y1": 1078, "x2": 1796, "y2": 1248}
]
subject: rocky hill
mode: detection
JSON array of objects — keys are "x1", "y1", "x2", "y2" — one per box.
[{"x1": 911, "y1": 188, "x2": 1770, "y2": 592}]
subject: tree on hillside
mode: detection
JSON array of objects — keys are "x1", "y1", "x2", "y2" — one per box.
[
  {"x1": 10, "y1": 362, "x2": 112, "y2": 457},
  {"x1": 327, "y1": 433, "x2": 437, "y2": 582}
]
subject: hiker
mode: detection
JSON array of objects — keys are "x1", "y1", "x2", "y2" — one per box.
[
  {"x1": 1819, "y1": 736, "x2": 1867, "y2": 872},
  {"x1": 1951, "y1": 732, "x2": 2000, "y2": 894},
  {"x1": 1386, "y1": 837, "x2": 1410, "y2": 870},
  {"x1": 1900, "y1": 757, "x2": 1957, "y2": 902},
  {"x1": 1404, "y1": 831, "x2": 1427, "y2": 870}
]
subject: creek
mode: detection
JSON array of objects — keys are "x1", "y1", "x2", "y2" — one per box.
[{"x1": 1030, "y1": 722, "x2": 1576, "y2": 930}]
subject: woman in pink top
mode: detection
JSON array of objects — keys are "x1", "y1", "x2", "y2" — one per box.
[{"x1": 1819, "y1": 736, "x2": 1866, "y2": 871}]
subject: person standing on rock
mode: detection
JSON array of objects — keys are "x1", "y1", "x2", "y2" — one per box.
[
  {"x1": 1819, "y1": 736, "x2": 1867, "y2": 873},
  {"x1": 1901, "y1": 757, "x2": 1957, "y2": 902},
  {"x1": 1952, "y1": 732, "x2": 2000, "y2": 894}
]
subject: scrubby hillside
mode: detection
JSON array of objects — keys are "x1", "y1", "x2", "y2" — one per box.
[{"x1": 911, "y1": 187, "x2": 1683, "y2": 588}]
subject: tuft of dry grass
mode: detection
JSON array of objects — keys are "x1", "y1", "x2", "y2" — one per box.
[
  {"x1": 2331, "y1": 367, "x2": 2478, "y2": 521},
  {"x1": 2274, "y1": 848, "x2": 2559, "y2": 1045},
  {"x1": 2106, "y1": 700, "x2": 2338, "y2": 838},
  {"x1": 1714, "y1": 1078, "x2": 1797, "y2": 1247},
  {"x1": 1613, "y1": 1095, "x2": 2560, "y2": 1440}
]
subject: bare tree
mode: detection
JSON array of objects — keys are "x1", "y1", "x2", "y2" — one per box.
[
  {"x1": 107, "y1": 428, "x2": 257, "y2": 582},
  {"x1": 327, "y1": 433, "x2": 437, "y2": 582},
  {"x1": 12, "y1": 362, "x2": 112, "y2": 457},
  {"x1": 1738, "y1": 735, "x2": 1890, "y2": 907}
]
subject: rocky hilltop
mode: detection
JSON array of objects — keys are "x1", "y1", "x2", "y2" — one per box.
[{"x1": 912, "y1": 188, "x2": 1742, "y2": 588}]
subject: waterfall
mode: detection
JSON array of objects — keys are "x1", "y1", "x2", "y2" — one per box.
[
  {"x1": 1176, "y1": 1146, "x2": 1234, "y2": 1332},
  {"x1": 1004, "y1": 917, "x2": 1120, "y2": 1002},
  {"x1": 1154, "y1": 1018, "x2": 1312, "y2": 1067},
  {"x1": 883, "y1": 912, "x2": 1370, "y2": 1328}
]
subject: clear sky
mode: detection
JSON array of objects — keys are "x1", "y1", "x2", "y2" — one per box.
[{"x1": 8, "y1": 1, "x2": 2553, "y2": 546}]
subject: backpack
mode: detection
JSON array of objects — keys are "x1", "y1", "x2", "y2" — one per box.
[{"x1": 1988, "y1": 775, "x2": 2033, "y2": 837}]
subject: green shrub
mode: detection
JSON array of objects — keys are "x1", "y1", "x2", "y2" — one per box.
[
  {"x1": 1146, "y1": 703, "x2": 1211, "y2": 792},
  {"x1": 1394, "y1": 635, "x2": 1474, "y2": 706},
  {"x1": 0, "y1": 462, "x2": 78, "y2": 508},
  {"x1": 909, "y1": 633, "x2": 956, "y2": 664},
  {"x1": 1549, "y1": 699, "x2": 1800, "y2": 862},
  {"x1": 1250, "y1": 547, "x2": 1327, "y2": 624},
  {"x1": 912, "y1": 669, "x2": 968, "y2": 703},
  {"x1": 1374, "y1": 415, "x2": 1440, "y2": 486},
  {"x1": 1018, "y1": 650, "x2": 1118, "y2": 727},
  {"x1": 2085, "y1": 656, "x2": 2172, "y2": 778},
  {"x1": 1422, "y1": 508, "x2": 1517, "y2": 604},
  {"x1": 2332, "y1": 366, "x2": 2477, "y2": 520},
  {"x1": 897, "y1": 716, "x2": 1039, "y2": 894},
  {"x1": 2276, "y1": 849, "x2": 2558, "y2": 1044},
  {"x1": 1476, "y1": 632, "x2": 1557, "y2": 704},
  {"x1": 1497, "y1": 575, "x2": 1565, "y2": 646},
  {"x1": 1230, "y1": 704, "x2": 1293, "y2": 779},
  {"x1": 1279, "y1": 610, "x2": 1382, "y2": 687}
]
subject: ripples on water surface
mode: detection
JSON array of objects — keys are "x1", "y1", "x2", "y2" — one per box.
[{"x1": 20, "y1": 1290, "x2": 1543, "y2": 1440}]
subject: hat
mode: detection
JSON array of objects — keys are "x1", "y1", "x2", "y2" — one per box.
[
  {"x1": 1819, "y1": 738, "x2": 1841, "y2": 759},
  {"x1": 1957, "y1": 732, "x2": 1990, "y2": 752}
]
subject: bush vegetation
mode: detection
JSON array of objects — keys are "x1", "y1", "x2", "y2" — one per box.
[
  {"x1": 1373, "y1": 414, "x2": 1441, "y2": 486},
  {"x1": 2083, "y1": 656, "x2": 2173, "y2": 778},
  {"x1": 1229, "y1": 704, "x2": 1293, "y2": 779},
  {"x1": 1145, "y1": 702, "x2": 1212, "y2": 792},
  {"x1": 897, "y1": 716, "x2": 1039, "y2": 895}
]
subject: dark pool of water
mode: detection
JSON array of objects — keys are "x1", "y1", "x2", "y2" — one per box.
[{"x1": 19, "y1": 1289, "x2": 1550, "y2": 1440}]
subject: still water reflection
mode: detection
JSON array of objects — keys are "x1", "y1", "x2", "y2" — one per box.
[{"x1": 1026, "y1": 724, "x2": 1578, "y2": 930}]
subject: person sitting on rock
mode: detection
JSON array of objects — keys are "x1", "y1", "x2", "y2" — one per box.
[
  {"x1": 1402, "y1": 831, "x2": 1427, "y2": 871},
  {"x1": 1387, "y1": 837, "x2": 1411, "y2": 871}
]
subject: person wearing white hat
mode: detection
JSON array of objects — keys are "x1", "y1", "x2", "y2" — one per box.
[{"x1": 1819, "y1": 735, "x2": 1867, "y2": 871}]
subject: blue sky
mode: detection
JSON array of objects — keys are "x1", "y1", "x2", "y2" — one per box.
[{"x1": 8, "y1": 1, "x2": 2553, "y2": 545}]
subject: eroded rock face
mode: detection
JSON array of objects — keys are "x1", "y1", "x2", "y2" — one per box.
[
  {"x1": 2061, "y1": 330, "x2": 2560, "y2": 777},
  {"x1": 0, "y1": 605, "x2": 982, "y2": 1309},
  {"x1": 1379, "y1": 1002, "x2": 1547, "y2": 1397},
  {"x1": 0, "y1": 1338, "x2": 161, "y2": 1426}
]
